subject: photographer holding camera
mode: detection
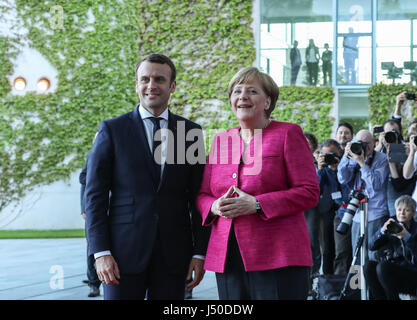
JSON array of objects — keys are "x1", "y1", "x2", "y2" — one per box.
[
  {"x1": 392, "y1": 90, "x2": 417, "y2": 141},
  {"x1": 373, "y1": 119, "x2": 414, "y2": 218},
  {"x1": 338, "y1": 130, "x2": 389, "y2": 264},
  {"x1": 403, "y1": 131, "x2": 417, "y2": 216},
  {"x1": 316, "y1": 139, "x2": 352, "y2": 275},
  {"x1": 364, "y1": 195, "x2": 417, "y2": 300}
]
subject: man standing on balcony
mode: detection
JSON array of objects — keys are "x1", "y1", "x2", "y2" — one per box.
[{"x1": 290, "y1": 40, "x2": 302, "y2": 85}]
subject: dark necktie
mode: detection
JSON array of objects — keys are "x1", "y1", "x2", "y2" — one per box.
[{"x1": 149, "y1": 117, "x2": 163, "y2": 185}]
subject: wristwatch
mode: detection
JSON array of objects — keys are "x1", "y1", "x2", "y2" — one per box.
[{"x1": 255, "y1": 200, "x2": 263, "y2": 214}]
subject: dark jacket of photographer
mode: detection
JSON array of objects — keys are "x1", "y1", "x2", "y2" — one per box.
[
  {"x1": 370, "y1": 219, "x2": 417, "y2": 269},
  {"x1": 318, "y1": 167, "x2": 350, "y2": 219}
]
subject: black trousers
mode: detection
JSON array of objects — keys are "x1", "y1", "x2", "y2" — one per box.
[
  {"x1": 322, "y1": 62, "x2": 332, "y2": 85},
  {"x1": 306, "y1": 62, "x2": 318, "y2": 86},
  {"x1": 103, "y1": 234, "x2": 187, "y2": 300},
  {"x1": 364, "y1": 260, "x2": 417, "y2": 300},
  {"x1": 333, "y1": 215, "x2": 352, "y2": 275},
  {"x1": 86, "y1": 243, "x2": 101, "y2": 288},
  {"x1": 215, "y1": 227, "x2": 310, "y2": 300},
  {"x1": 291, "y1": 65, "x2": 300, "y2": 85}
]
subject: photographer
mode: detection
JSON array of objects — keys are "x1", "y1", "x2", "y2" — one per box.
[
  {"x1": 392, "y1": 90, "x2": 417, "y2": 143},
  {"x1": 374, "y1": 119, "x2": 413, "y2": 217},
  {"x1": 403, "y1": 132, "x2": 417, "y2": 219},
  {"x1": 337, "y1": 130, "x2": 389, "y2": 264},
  {"x1": 364, "y1": 195, "x2": 417, "y2": 300},
  {"x1": 304, "y1": 132, "x2": 321, "y2": 285},
  {"x1": 316, "y1": 139, "x2": 352, "y2": 275}
]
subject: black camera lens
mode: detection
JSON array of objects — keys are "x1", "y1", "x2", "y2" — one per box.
[
  {"x1": 350, "y1": 141, "x2": 365, "y2": 155},
  {"x1": 385, "y1": 130, "x2": 398, "y2": 144},
  {"x1": 324, "y1": 152, "x2": 339, "y2": 166},
  {"x1": 406, "y1": 92, "x2": 416, "y2": 100},
  {"x1": 386, "y1": 221, "x2": 403, "y2": 234}
]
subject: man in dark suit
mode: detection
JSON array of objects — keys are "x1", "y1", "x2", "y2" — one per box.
[
  {"x1": 290, "y1": 40, "x2": 302, "y2": 85},
  {"x1": 85, "y1": 54, "x2": 209, "y2": 300},
  {"x1": 80, "y1": 154, "x2": 101, "y2": 298}
]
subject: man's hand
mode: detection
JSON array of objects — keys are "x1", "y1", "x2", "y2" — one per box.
[
  {"x1": 350, "y1": 150, "x2": 366, "y2": 168},
  {"x1": 409, "y1": 135, "x2": 417, "y2": 154},
  {"x1": 378, "y1": 132, "x2": 389, "y2": 150},
  {"x1": 316, "y1": 153, "x2": 326, "y2": 170},
  {"x1": 395, "y1": 91, "x2": 407, "y2": 115},
  {"x1": 81, "y1": 213, "x2": 86, "y2": 220},
  {"x1": 345, "y1": 142, "x2": 366, "y2": 167},
  {"x1": 96, "y1": 255, "x2": 120, "y2": 285},
  {"x1": 186, "y1": 258, "x2": 205, "y2": 291}
]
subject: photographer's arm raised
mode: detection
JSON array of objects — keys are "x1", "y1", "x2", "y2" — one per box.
[
  {"x1": 403, "y1": 135, "x2": 417, "y2": 179},
  {"x1": 393, "y1": 91, "x2": 407, "y2": 118}
]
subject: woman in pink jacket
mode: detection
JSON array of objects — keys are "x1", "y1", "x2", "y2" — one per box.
[{"x1": 196, "y1": 67, "x2": 320, "y2": 300}]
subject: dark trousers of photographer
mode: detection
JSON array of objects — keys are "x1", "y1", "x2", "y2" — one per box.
[
  {"x1": 305, "y1": 205, "x2": 321, "y2": 276},
  {"x1": 333, "y1": 213, "x2": 353, "y2": 275},
  {"x1": 317, "y1": 187, "x2": 336, "y2": 275},
  {"x1": 351, "y1": 216, "x2": 386, "y2": 264},
  {"x1": 365, "y1": 260, "x2": 417, "y2": 299}
]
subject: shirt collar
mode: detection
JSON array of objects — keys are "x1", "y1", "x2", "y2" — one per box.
[{"x1": 138, "y1": 104, "x2": 169, "y2": 121}]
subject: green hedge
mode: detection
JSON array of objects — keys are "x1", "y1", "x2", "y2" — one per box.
[{"x1": 273, "y1": 86, "x2": 334, "y2": 141}]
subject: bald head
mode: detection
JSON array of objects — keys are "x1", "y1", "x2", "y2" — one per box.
[{"x1": 355, "y1": 130, "x2": 375, "y2": 157}]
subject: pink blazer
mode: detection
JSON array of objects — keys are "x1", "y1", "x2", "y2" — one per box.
[{"x1": 196, "y1": 121, "x2": 320, "y2": 273}]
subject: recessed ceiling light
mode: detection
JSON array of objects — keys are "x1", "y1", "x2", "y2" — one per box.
[
  {"x1": 14, "y1": 77, "x2": 26, "y2": 90},
  {"x1": 37, "y1": 78, "x2": 51, "y2": 91}
]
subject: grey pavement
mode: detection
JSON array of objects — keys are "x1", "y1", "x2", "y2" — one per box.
[{"x1": 0, "y1": 238, "x2": 219, "y2": 300}]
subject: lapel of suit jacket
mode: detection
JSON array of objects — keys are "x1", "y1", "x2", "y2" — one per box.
[
  {"x1": 157, "y1": 110, "x2": 178, "y2": 192},
  {"x1": 129, "y1": 107, "x2": 160, "y2": 189}
]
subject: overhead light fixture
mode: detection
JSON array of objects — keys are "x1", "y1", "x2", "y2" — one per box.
[
  {"x1": 13, "y1": 77, "x2": 26, "y2": 90},
  {"x1": 37, "y1": 77, "x2": 51, "y2": 92}
]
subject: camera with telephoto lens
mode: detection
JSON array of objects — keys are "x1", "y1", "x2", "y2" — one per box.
[
  {"x1": 324, "y1": 152, "x2": 340, "y2": 166},
  {"x1": 350, "y1": 141, "x2": 366, "y2": 156},
  {"x1": 336, "y1": 189, "x2": 366, "y2": 234},
  {"x1": 384, "y1": 130, "x2": 399, "y2": 144},
  {"x1": 386, "y1": 220, "x2": 403, "y2": 234},
  {"x1": 406, "y1": 92, "x2": 416, "y2": 100}
]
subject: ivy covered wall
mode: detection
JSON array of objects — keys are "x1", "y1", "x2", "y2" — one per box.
[
  {"x1": 369, "y1": 83, "x2": 417, "y2": 132},
  {"x1": 0, "y1": 0, "x2": 335, "y2": 215}
]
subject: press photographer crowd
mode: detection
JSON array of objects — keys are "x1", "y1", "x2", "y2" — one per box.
[{"x1": 303, "y1": 91, "x2": 417, "y2": 300}]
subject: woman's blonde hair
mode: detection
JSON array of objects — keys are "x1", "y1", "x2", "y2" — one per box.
[
  {"x1": 395, "y1": 195, "x2": 417, "y2": 213},
  {"x1": 227, "y1": 67, "x2": 279, "y2": 118}
]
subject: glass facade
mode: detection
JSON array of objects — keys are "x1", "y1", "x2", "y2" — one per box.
[{"x1": 259, "y1": 0, "x2": 417, "y2": 123}]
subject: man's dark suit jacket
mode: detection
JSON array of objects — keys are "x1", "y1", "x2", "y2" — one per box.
[{"x1": 85, "y1": 107, "x2": 209, "y2": 275}]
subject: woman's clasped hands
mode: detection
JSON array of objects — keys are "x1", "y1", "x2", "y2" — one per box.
[{"x1": 211, "y1": 186, "x2": 258, "y2": 219}]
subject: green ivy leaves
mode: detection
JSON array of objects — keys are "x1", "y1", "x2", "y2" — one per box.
[
  {"x1": 368, "y1": 82, "x2": 417, "y2": 133},
  {"x1": 0, "y1": 0, "x2": 256, "y2": 212}
]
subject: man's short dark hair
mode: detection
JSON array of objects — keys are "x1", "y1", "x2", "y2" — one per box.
[
  {"x1": 384, "y1": 119, "x2": 401, "y2": 132},
  {"x1": 337, "y1": 122, "x2": 354, "y2": 136},
  {"x1": 304, "y1": 132, "x2": 318, "y2": 152},
  {"x1": 135, "y1": 53, "x2": 176, "y2": 83},
  {"x1": 320, "y1": 139, "x2": 342, "y2": 154}
]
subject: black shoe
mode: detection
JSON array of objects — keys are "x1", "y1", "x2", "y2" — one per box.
[
  {"x1": 88, "y1": 286, "x2": 100, "y2": 298},
  {"x1": 184, "y1": 289, "x2": 192, "y2": 299}
]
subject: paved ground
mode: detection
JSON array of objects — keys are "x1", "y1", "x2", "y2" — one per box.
[{"x1": 0, "y1": 238, "x2": 219, "y2": 300}]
